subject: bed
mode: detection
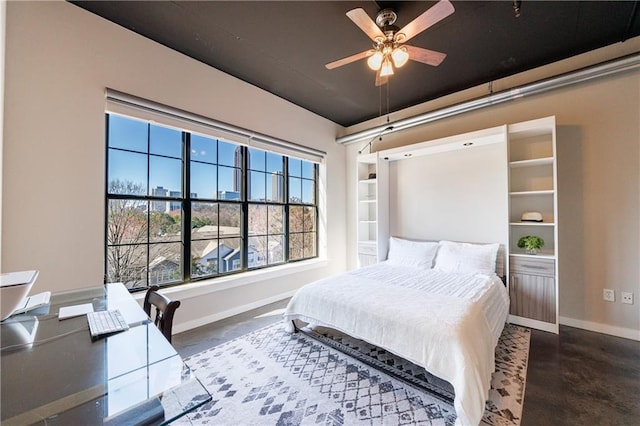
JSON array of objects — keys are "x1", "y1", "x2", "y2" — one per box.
[{"x1": 283, "y1": 238, "x2": 510, "y2": 426}]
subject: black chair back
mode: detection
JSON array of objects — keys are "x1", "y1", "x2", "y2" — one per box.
[{"x1": 143, "y1": 285, "x2": 180, "y2": 343}]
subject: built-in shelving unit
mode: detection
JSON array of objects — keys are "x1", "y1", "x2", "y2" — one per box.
[
  {"x1": 507, "y1": 116, "x2": 559, "y2": 333},
  {"x1": 356, "y1": 153, "x2": 388, "y2": 267}
]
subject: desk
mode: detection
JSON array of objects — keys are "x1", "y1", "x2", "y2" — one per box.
[{"x1": 0, "y1": 283, "x2": 211, "y2": 425}]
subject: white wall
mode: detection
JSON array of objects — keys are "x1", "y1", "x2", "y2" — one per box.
[
  {"x1": 3, "y1": 1, "x2": 346, "y2": 331},
  {"x1": 345, "y1": 53, "x2": 640, "y2": 337},
  {"x1": 389, "y1": 142, "x2": 508, "y2": 246},
  {"x1": 0, "y1": 0, "x2": 6, "y2": 268}
]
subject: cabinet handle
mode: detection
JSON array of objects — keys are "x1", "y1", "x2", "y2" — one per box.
[{"x1": 521, "y1": 264, "x2": 546, "y2": 269}]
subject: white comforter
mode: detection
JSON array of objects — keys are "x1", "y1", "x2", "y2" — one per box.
[{"x1": 283, "y1": 262, "x2": 510, "y2": 426}]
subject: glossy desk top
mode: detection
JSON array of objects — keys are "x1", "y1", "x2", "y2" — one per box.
[{"x1": 0, "y1": 283, "x2": 210, "y2": 425}]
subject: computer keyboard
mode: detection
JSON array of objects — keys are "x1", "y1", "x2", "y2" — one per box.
[{"x1": 87, "y1": 309, "x2": 129, "y2": 339}]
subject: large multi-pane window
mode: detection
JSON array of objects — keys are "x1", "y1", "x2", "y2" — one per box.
[{"x1": 105, "y1": 113, "x2": 318, "y2": 291}]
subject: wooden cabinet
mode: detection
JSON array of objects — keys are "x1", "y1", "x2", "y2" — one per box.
[
  {"x1": 356, "y1": 153, "x2": 388, "y2": 267},
  {"x1": 507, "y1": 116, "x2": 559, "y2": 333},
  {"x1": 509, "y1": 257, "x2": 556, "y2": 324}
]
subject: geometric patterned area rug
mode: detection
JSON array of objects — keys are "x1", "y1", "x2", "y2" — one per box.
[{"x1": 172, "y1": 322, "x2": 530, "y2": 425}]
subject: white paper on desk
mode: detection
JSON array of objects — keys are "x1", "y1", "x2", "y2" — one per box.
[{"x1": 58, "y1": 303, "x2": 94, "y2": 320}]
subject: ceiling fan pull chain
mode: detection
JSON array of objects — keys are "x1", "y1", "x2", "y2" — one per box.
[
  {"x1": 386, "y1": 81, "x2": 390, "y2": 123},
  {"x1": 379, "y1": 84, "x2": 382, "y2": 118}
]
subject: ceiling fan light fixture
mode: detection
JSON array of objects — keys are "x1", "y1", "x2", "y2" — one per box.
[
  {"x1": 367, "y1": 51, "x2": 384, "y2": 70},
  {"x1": 380, "y1": 56, "x2": 394, "y2": 76},
  {"x1": 328, "y1": 1, "x2": 456, "y2": 85},
  {"x1": 391, "y1": 47, "x2": 409, "y2": 68}
]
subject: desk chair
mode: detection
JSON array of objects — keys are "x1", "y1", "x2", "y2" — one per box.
[{"x1": 143, "y1": 285, "x2": 180, "y2": 343}]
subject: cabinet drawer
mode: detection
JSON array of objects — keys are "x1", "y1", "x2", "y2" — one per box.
[
  {"x1": 358, "y1": 243, "x2": 377, "y2": 256},
  {"x1": 510, "y1": 257, "x2": 555, "y2": 277}
]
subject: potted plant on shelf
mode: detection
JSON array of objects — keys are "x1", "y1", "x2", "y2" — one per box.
[{"x1": 517, "y1": 235, "x2": 545, "y2": 255}]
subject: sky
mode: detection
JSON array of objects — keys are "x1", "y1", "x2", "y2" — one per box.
[{"x1": 107, "y1": 114, "x2": 315, "y2": 203}]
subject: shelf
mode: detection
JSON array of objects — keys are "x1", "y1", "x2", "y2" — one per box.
[
  {"x1": 357, "y1": 153, "x2": 383, "y2": 268},
  {"x1": 509, "y1": 157, "x2": 554, "y2": 168},
  {"x1": 507, "y1": 116, "x2": 558, "y2": 333},
  {"x1": 510, "y1": 190, "x2": 554, "y2": 196},
  {"x1": 509, "y1": 252, "x2": 556, "y2": 260},
  {"x1": 510, "y1": 222, "x2": 555, "y2": 227}
]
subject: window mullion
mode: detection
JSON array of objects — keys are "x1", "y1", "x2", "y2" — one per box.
[
  {"x1": 284, "y1": 158, "x2": 290, "y2": 263},
  {"x1": 104, "y1": 115, "x2": 110, "y2": 285},
  {"x1": 315, "y1": 164, "x2": 319, "y2": 258},
  {"x1": 146, "y1": 123, "x2": 151, "y2": 288},
  {"x1": 241, "y1": 146, "x2": 249, "y2": 271},
  {"x1": 216, "y1": 140, "x2": 222, "y2": 274},
  {"x1": 183, "y1": 132, "x2": 191, "y2": 282}
]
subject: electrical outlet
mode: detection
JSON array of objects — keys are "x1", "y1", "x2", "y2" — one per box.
[
  {"x1": 621, "y1": 292, "x2": 634, "y2": 305},
  {"x1": 603, "y1": 289, "x2": 615, "y2": 302}
]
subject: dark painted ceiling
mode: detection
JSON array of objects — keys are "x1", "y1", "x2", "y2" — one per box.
[{"x1": 71, "y1": 1, "x2": 639, "y2": 127}]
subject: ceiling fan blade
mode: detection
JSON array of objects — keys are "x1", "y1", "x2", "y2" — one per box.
[
  {"x1": 405, "y1": 45, "x2": 447, "y2": 66},
  {"x1": 325, "y1": 50, "x2": 371, "y2": 70},
  {"x1": 346, "y1": 8, "x2": 385, "y2": 42},
  {"x1": 395, "y1": 0, "x2": 455, "y2": 43},
  {"x1": 375, "y1": 69, "x2": 388, "y2": 86}
]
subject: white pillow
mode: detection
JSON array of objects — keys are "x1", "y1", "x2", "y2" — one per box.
[
  {"x1": 387, "y1": 237, "x2": 438, "y2": 269},
  {"x1": 434, "y1": 240, "x2": 500, "y2": 275}
]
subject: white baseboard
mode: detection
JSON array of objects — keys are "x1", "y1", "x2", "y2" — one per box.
[
  {"x1": 559, "y1": 316, "x2": 640, "y2": 341},
  {"x1": 509, "y1": 315, "x2": 559, "y2": 334},
  {"x1": 173, "y1": 289, "x2": 297, "y2": 334}
]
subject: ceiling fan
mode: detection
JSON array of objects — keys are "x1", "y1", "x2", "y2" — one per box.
[{"x1": 326, "y1": 0, "x2": 455, "y2": 86}]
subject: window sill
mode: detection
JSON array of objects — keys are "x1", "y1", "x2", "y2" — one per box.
[{"x1": 133, "y1": 258, "x2": 328, "y2": 302}]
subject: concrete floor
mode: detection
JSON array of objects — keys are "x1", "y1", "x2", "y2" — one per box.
[
  {"x1": 173, "y1": 300, "x2": 640, "y2": 425},
  {"x1": 521, "y1": 326, "x2": 640, "y2": 426},
  {"x1": 172, "y1": 299, "x2": 290, "y2": 359}
]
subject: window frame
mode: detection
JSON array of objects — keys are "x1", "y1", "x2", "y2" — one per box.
[{"x1": 105, "y1": 113, "x2": 319, "y2": 291}]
